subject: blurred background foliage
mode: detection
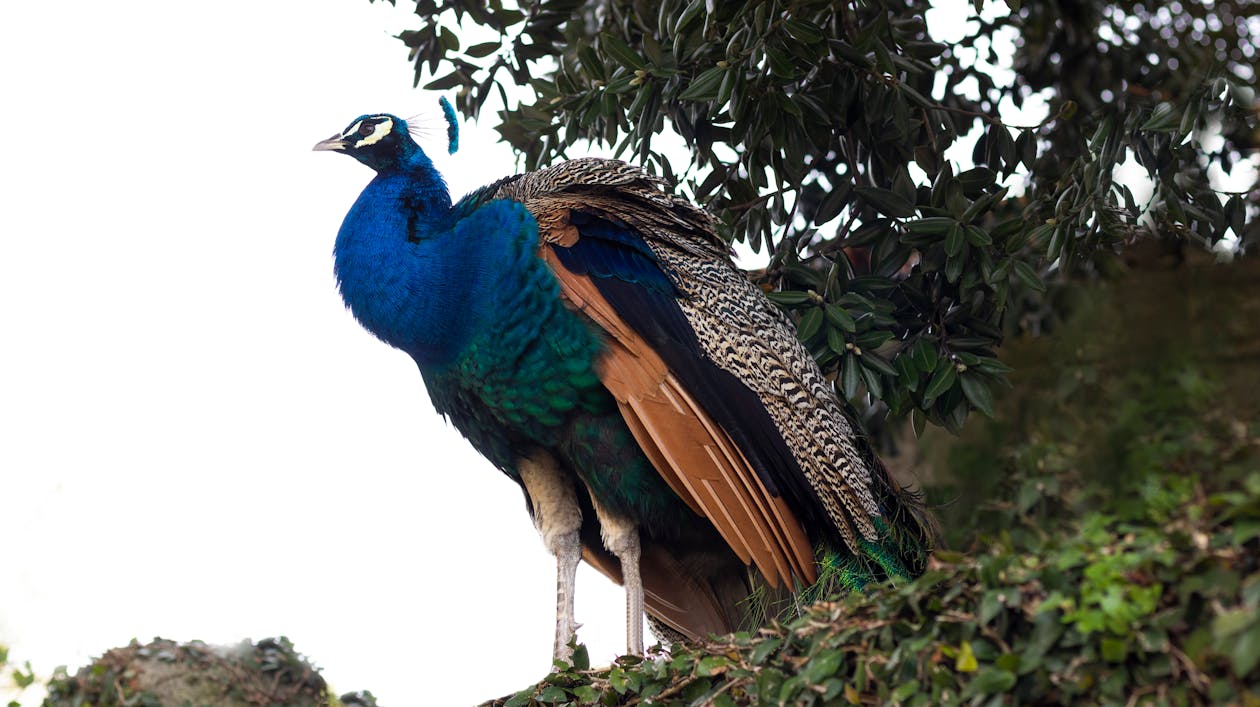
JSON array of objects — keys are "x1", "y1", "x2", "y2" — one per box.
[{"x1": 373, "y1": 0, "x2": 1257, "y2": 441}]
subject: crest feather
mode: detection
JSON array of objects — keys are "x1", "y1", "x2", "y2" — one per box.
[{"x1": 406, "y1": 96, "x2": 460, "y2": 156}]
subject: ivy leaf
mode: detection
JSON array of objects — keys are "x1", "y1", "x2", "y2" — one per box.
[
  {"x1": 1229, "y1": 621, "x2": 1260, "y2": 676},
  {"x1": 804, "y1": 650, "x2": 844, "y2": 683},
  {"x1": 502, "y1": 689, "x2": 533, "y2": 707},
  {"x1": 570, "y1": 643, "x2": 590, "y2": 670},
  {"x1": 969, "y1": 668, "x2": 1017, "y2": 694},
  {"x1": 749, "y1": 638, "x2": 782, "y2": 665},
  {"x1": 955, "y1": 640, "x2": 979, "y2": 672},
  {"x1": 537, "y1": 684, "x2": 570, "y2": 702},
  {"x1": 696, "y1": 655, "x2": 730, "y2": 677}
]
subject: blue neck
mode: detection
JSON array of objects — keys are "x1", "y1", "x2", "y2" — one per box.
[{"x1": 333, "y1": 155, "x2": 475, "y2": 367}]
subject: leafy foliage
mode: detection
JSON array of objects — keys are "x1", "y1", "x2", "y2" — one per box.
[
  {"x1": 373, "y1": 0, "x2": 1257, "y2": 435},
  {"x1": 488, "y1": 469, "x2": 1260, "y2": 707}
]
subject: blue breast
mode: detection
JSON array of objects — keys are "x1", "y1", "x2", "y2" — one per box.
[{"x1": 333, "y1": 170, "x2": 474, "y2": 366}]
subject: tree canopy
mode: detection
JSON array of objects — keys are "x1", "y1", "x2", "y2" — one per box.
[{"x1": 373, "y1": 0, "x2": 1257, "y2": 438}]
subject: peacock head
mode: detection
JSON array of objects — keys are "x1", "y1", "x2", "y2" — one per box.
[
  {"x1": 313, "y1": 113, "x2": 417, "y2": 172},
  {"x1": 314, "y1": 98, "x2": 459, "y2": 173}
]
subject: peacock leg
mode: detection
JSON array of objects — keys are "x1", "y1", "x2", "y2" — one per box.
[
  {"x1": 590, "y1": 496, "x2": 644, "y2": 656},
  {"x1": 518, "y1": 451, "x2": 584, "y2": 664}
]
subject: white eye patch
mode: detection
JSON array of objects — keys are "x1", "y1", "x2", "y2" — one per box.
[{"x1": 343, "y1": 117, "x2": 394, "y2": 148}]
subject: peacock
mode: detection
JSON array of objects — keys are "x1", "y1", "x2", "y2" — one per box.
[{"x1": 315, "y1": 100, "x2": 932, "y2": 661}]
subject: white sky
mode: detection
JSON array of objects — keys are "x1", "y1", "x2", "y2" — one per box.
[{"x1": 0, "y1": 2, "x2": 627, "y2": 704}]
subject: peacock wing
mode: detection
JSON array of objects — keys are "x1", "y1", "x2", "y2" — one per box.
[{"x1": 535, "y1": 228, "x2": 817, "y2": 589}]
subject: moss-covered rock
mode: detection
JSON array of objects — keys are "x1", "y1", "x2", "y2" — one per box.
[{"x1": 41, "y1": 637, "x2": 345, "y2": 707}]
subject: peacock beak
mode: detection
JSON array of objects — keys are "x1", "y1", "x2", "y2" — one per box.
[{"x1": 313, "y1": 134, "x2": 348, "y2": 152}]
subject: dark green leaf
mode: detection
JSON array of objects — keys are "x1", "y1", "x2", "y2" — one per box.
[
  {"x1": 957, "y1": 166, "x2": 996, "y2": 192},
  {"x1": 965, "y1": 225, "x2": 993, "y2": 246},
  {"x1": 1011, "y1": 260, "x2": 1046, "y2": 292},
  {"x1": 749, "y1": 638, "x2": 781, "y2": 665},
  {"x1": 424, "y1": 70, "x2": 465, "y2": 91},
  {"x1": 829, "y1": 40, "x2": 873, "y2": 67},
  {"x1": 464, "y1": 41, "x2": 501, "y2": 58},
  {"x1": 696, "y1": 655, "x2": 730, "y2": 676},
  {"x1": 1100, "y1": 637, "x2": 1128, "y2": 663},
  {"x1": 945, "y1": 244, "x2": 967, "y2": 282},
  {"x1": 571, "y1": 643, "x2": 590, "y2": 670},
  {"x1": 841, "y1": 354, "x2": 861, "y2": 398},
  {"x1": 1140, "y1": 102, "x2": 1180, "y2": 132},
  {"x1": 600, "y1": 32, "x2": 645, "y2": 70},
  {"x1": 923, "y1": 362, "x2": 957, "y2": 402},
  {"x1": 783, "y1": 264, "x2": 824, "y2": 289},
  {"x1": 679, "y1": 66, "x2": 726, "y2": 101},
  {"x1": 856, "y1": 187, "x2": 915, "y2": 218},
  {"x1": 827, "y1": 325, "x2": 848, "y2": 353},
  {"x1": 814, "y1": 181, "x2": 852, "y2": 225},
  {"x1": 503, "y1": 689, "x2": 533, "y2": 707},
  {"x1": 783, "y1": 19, "x2": 824, "y2": 45},
  {"x1": 1230, "y1": 622, "x2": 1260, "y2": 676},
  {"x1": 945, "y1": 223, "x2": 965, "y2": 257},
  {"x1": 970, "y1": 668, "x2": 1017, "y2": 694},
  {"x1": 825, "y1": 304, "x2": 857, "y2": 332},
  {"x1": 797, "y1": 307, "x2": 824, "y2": 341},
  {"x1": 906, "y1": 217, "x2": 956, "y2": 236},
  {"x1": 536, "y1": 685, "x2": 568, "y2": 702},
  {"x1": 960, "y1": 374, "x2": 996, "y2": 417},
  {"x1": 767, "y1": 291, "x2": 811, "y2": 306},
  {"x1": 860, "y1": 361, "x2": 884, "y2": 397},
  {"x1": 976, "y1": 356, "x2": 1014, "y2": 375},
  {"x1": 863, "y1": 351, "x2": 898, "y2": 377},
  {"x1": 804, "y1": 650, "x2": 843, "y2": 683},
  {"x1": 908, "y1": 342, "x2": 933, "y2": 376}
]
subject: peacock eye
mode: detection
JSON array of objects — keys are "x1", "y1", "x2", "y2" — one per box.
[{"x1": 358, "y1": 121, "x2": 377, "y2": 137}]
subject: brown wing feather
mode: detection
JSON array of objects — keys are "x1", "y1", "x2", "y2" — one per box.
[
  {"x1": 538, "y1": 247, "x2": 818, "y2": 591},
  {"x1": 488, "y1": 158, "x2": 915, "y2": 583}
]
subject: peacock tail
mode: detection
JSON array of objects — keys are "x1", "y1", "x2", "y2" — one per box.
[{"x1": 479, "y1": 158, "x2": 936, "y2": 595}]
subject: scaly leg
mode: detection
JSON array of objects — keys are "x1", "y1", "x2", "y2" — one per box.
[
  {"x1": 552, "y1": 529, "x2": 582, "y2": 662},
  {"x1": 518, "y1": 451, "x2": 584, "y2": 664},
  {"x1": 590, "y1": 496, "x2": 644, "y2": 655}
]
